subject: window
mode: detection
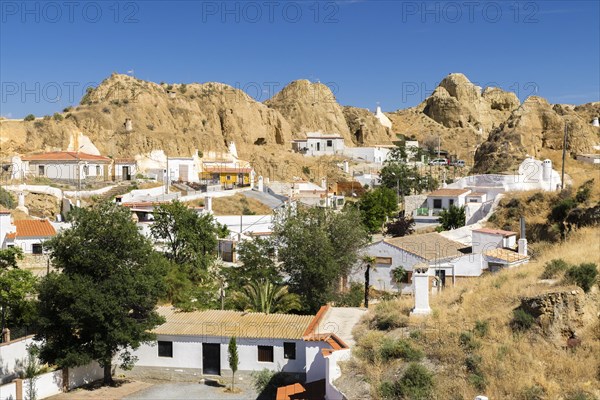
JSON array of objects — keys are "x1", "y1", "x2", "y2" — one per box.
[
  {"x1": 326, "y1": 140, "x2": 333, "y2": 147},
  {"x1": 469, "y1": 198, "x2": 479, "y2": 203},
  {"x1": 96, "y1": 165, "x2": 101, "y2": 175},
  {"x1": 158, "y1": 341, "x2": 173, "y2": 357},
  {"x1": 226, "y1": 175, "x2": 231, "y2": 181},
  {"x1": 83, "y1": 165, "x2": 89, "y2": 175},
  {"x1": 258, "y1": 345, "x2": 274, "y2": 362},
  {"x1": 433, "y1": 199, "x2": 442, "y2": 209},
  {"x1": 449, "y1": 199, "x2": 454, "y2": 206},
  {"x1": 32, "y1": 243, "x2": 43, "y2": 255},
  {"x1": 376, "y1": 257, "x2": 392, "y2": 265},
  {"x1": 38, "y1": 165, "x2": 45, "y2": 176},
  {"x1": 283, "y1": 342, "x2": 296, "y2": 360}
]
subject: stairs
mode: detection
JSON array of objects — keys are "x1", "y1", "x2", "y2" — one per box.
[{"x1": 101, "y1": 182, "x2": 135, "y2": 201}]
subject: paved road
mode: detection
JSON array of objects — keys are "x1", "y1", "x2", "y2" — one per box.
[
  {"x1": 123, "y1": 381, "x2": 258, "y2": 400},
  {"x1": 242, "y1": 190, "x2": 286, "y2": 209}
]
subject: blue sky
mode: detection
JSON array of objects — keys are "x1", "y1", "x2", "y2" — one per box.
[{"x1": 1, "y1": 0, "x2": 599, "y2": 118}]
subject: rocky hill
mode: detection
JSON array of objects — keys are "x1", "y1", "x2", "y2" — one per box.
[{"x1": 0, "y1": 72, "x2": 598, "y2": 178}]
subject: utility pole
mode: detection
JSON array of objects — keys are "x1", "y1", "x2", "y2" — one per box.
[
  {"x1": 165, "y1": 155, "x2": 170, "y2": 195},
  {"x1": 561, "y1": 123, "x2": 568, "y2": 190}
]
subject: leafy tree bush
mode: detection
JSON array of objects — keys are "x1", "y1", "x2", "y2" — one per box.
[
  {"x1": 36, "y1": 202, "x2": 167, "y2": 384},
  {"x1": 540, "y1": 258, "x2": 570, "y2": 279},
  {"x1": 438, "y1": 205, "x2": 466, "y2": 230},
  {"x1": 359, "y1": 187, "x2": 398, "y2": 233},
  {"x1": 511, "y1": 309, "x2": 536, "y2": 332},
  {"x1": 459, "y1": 331, "x2": 480, "y2": 352},
  {"x1": 336, "y1": 282, "x2": 363, "y2": 307},
  {"x1": 233, "y1": 280, "x2": 300, "y2": 314},
  {"x1": 473, "y1": 320, "x2": 489, "y2": 338},
  {"x1": 228, "y1": 337, "x2": 238, "y2": 391},
  {"x1": 575, "y1": 179, "x2": 594, "y2": 204},
  {"x1": 0, "y1": 187, "x2": 16, "y2": 209},
  {"x1": 24, "y1": 114, "x2": 35, "y2": 121},
  {"x1": 551, "y1": 198, "x2": 576, "y2": 222},
  {"x1": 564, "y1": 263, "x2": 598, "y2": 292},
  {"x1": 379, "y1": 363, "x2": 434, "y2": 400},
  {"x1": 379, "y1": 338, "x2": 423, "y2": 362},
  {"x1": 371, "y1": 301, "x2": 408, "y2": 331},
  {"x1": 52, "y1": 113, "x2": 63, "y2": 121},
  {"x1": 385, "y1": 211, "x2": 415, "y2": 237},
  {"x1": 521, "y1": 384, "x2": 546, "y2": 400}
]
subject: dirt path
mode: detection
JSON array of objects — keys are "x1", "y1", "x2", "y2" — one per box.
[{"x1": 47, "y1": 380, "x2": 153, "y2": 400}]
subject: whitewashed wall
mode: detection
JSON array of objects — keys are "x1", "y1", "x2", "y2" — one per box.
[
  {"x1": 305, "y1": 342, "x2": 329, "y2": 383},
  {"x1": 0, "y1": 336, "x2": 35, "y2": 375},
  {"x1": 0, "y1": 382, "x2": 16, "y2": 400},
  {"x1": 25, "y1": 369, "x2": 63, "y2": 399},
  {"x1": 132, "y1": 335, "x2": 308, "y2": 374},
  {"x1": 325, "y1": 349, "x2": 351, "y2": 400}
]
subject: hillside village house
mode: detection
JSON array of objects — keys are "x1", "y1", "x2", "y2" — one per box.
[
  {"x1": 19, "y1": 152, "x2": 112, "y2": 182},
  {"x1": 350, "y1": 232, "x2": 478, "y2": 292},
  {"x1": 427, "y1": 188, "x2": 471, "y2": 211},
  {"x1": 113, "y1": 158, "x2": 137, "y2": 181},
  {"x1": 291, "y1": 181, "x2": 345, "y2": 208},
  {"x1": 292, "y1": 133, "x2": 345, "y2": 156},
  {"x1": 200, "y1": 165, "x2": 254, "y2": 188},
  {"x1": 473, "y1": 228, "x2": 529, "y2": 270},
  {"x1": 0, "y1": 210, "x2": 56, "y2": 254},
  {"x1": 126, "y1": 305, "x2": 349, "y2": 387}
]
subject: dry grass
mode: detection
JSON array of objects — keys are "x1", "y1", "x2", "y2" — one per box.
[
  {"x1": 349, "y1": 227, "x2": 600, "y2": 399},
  {"x1": 211, "y1": 193, "x2": 272, "y2": 215}
]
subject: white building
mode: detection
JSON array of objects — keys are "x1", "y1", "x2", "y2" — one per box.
[
  {"x1": 427, "y1": 188, "x2": 471, "y2": 211},
  {"x1": 20, "y1": 152, "x2": 112, "y2": 182},
  {"x1": 374, "y1": 106, "x2": 392, "y2": 129},
  {"x1": 291, "y1": 181, "x2": 344, "y2": 208},
  {"x1": 1, "y1": 210, "x2": 56, "y2": 254},
  {"x1": 292, "y1": 133, "x2": 345, "y2": 156},
  {"x1": 473, "y1": 228, "x2": 529, "y2": 270},
  {"x1": 350, "y1": 232, "x2": 480, "y2": 292},
  {"x1": 342, "y1": 145, "x2": 393, "y2": 164},
  {"x1": 113, "y1": 158, "x2": 138, "y2": 181},
  {"x1": 127, "y1": 306, "x2": 348, "y2": 383},
  {"x1": 168, "y1": 156, "x2": 201, "y2": 183}
]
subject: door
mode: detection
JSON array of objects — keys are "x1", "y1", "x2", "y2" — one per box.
[
  {"x1": 435, "y1": 269, "x2": 446, "y2": 287},
  {"x1": 122, "y1": 166, "x2": 130, "y2": 181},
  {"x1": 202, "y1": 343, "x2": 221, "y2": 375}
]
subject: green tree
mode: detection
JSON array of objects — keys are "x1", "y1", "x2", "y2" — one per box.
[
  {"x1": 151, "y1": 201, "x2": 218, "y2": 273},
  {"x1": 362, "y1": 255, "x2": 376, "y2": 308},
  {"x1": 391, "y1": 267, "x2": 407, "y2": 292},
  {"x1": 36, "y1": 202, "x2": 167, "y2": 385},
  {"x1": 24, "y1": 114, "x2": 36, "y2": 121},
  {"x1": 385, "y1": 212, "x2": 415, "y2": 237},
  {"x1": 0, "y1": 246, "x2": 23, "y2": 270},
  {"x1": 564, "y1": 263, "x2": 598, "y2": 293},
  {"x1": 228, "y1": 337, "x2": 239, "y2": 392},
  {"x1": 0, "y1": 188, "x2": 16, "y2": 209},
  {"x1": 234, "y1": 280, "x2": 300, "y2": 314},
  {"x1": 234, "y1": 237, "x2": 280, "y2": 287},
  {"x1": 359, "y1": 187, "x2": 398, "y2": 233},
  {"x1": 273, "y1": 207, "x2": 368, "y2": 313},
  {"x1": 438, "y1": 205, "x2": 466, "y2": 230},
  {"x1": 0, "y1": 267, "x2": 38, "y2": 335}
]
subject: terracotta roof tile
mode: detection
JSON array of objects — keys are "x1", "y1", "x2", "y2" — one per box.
[
  {"x1": 13, "y1": 220, "x2": 56, "y2": 238},
  {"x1": 383, "y1": 232, "x2": 468, "y2": 262},
  {"x1": 474, "y1": 228, "x2": 517, "y2": 237},
  {"x1": 484, "y1": 248, "x2": 529, "y2": 263},
  {"x1": 22, "y1": 151, "x2": 111, "y2": 162},
  {"x1": 154, "y1": 307, "x2": 314, "y2": 340},
  {"x1": 428, "y1": 188, "x2": 471, "y2": 197},
  {"x1": 5, "y1": 232, "x2": 16, "y2": 239}
]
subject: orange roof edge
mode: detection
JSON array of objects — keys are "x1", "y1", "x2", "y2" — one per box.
[{"x1": 302, "y1": 305, "x2": 330, "y2": 337}]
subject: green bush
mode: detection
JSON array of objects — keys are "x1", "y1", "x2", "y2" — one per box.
[
  {"x1": 355, "y1": 330, "x2": 384, "y2": 363},
  {"x1": 336, "y1": 282, "x2": 363, "y2": 307},
  {"x1": 250, "y1": 368, "x2": 298, "y2": 399},
  {"x1": 474, "y1": 320, "x2": 489, "y2": 337},
  {"x1": 564, "y1": 263, "x2": 598, "y2": 293},
  {"x1": 565, "y1": 390, "x2": 595, "y2": 400},
  {"x1": 468, "y1": 372, "x2": 486, "y2": 391},
  {"x1": 0, "y1": 187, "x2": 16, "y2": 209},
  {"x1": 52, "y1": 113, "x2": 63, "y2": 121},
  {"x1": 24, "y1": 114, "x2": 35, "y2": 121},
  {"x1": 511, "y1": 309, "x2": 536, "y2": 332},
  {"x1": 371, "y1": 301, "x2": 408, "y2": 330},
  {"x1": 540, "y1": 259, "x2": 570, "y2": 279},
  {"x1": 520, "y1": 384, "x2": 545, "y2": 400},
  {"x1": 575, "y1": 180, "x2": 594, "y2": 204},
  {"x1": 459, "y1": 331, "x2": 480, "y2": 352},
  {"x1": 379, "y1": 363, "x2": 434, "y2": 400},
  {"x1": 551, "y1": 198, "x2": 576, "y2": 222},
  {"x1": 379, "y1": 338, "x2": 423, "y2": 362}
]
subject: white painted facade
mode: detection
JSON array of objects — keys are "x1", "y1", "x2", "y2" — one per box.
[
  {"x1": 342, "y1": 146, "x2": 392, "y2": 164},
  {"x1": 472, "y1": 230, "x2": 517, "y2": 255},
  {"x1": 23, "y1": 160, "x2": 108, "y2": 181},
  {"x1": 427, "y1": 190, "x2": 471, "y2": 210},
  {"x1": 292, "y1": 133, "x2": 345, "y2": 156},
  {"x1": 168, "y1": 157, "x2": 200, "y2": 183}
]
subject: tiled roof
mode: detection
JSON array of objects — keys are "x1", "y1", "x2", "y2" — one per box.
[
  {"x1": 0, "y1": 207, "x2": 10, "y2": 215},
  {"x1": 428, "y1": 188, "x2": 471, "y2": 197},
  {"x1": 474, "y1": 228, "x2": 517, "y2": 237},
  {"x1": 114, "y1": 158, "x2": 136, "y2": 164},
  {"x1": 5, "y1": 232, "x2": 16, "y2": 239},
  {"x1": 154, "y1": 306, "x2": 314, "y2": 340},
  {"x1": 468, "y1": 192, "x2": 486, "y2": 197},
  {"x1": 276, "y1": 379, "x2": 326, "y2": 400},
  {"x1": 13, "y1": 219, "x2": 56, "y2": 238},
  {"x1": 383, "y1": 232, "x2": 468, "y2": 261},
  {"x1": 484, "y1": 248, "x2": 529, "y2": 264},
  {"x1": 22, "y1": 151, "x2": 111, "y2": 162}
]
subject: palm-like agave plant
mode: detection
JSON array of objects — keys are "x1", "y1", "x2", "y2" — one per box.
[{"x1": 235, "y1": 280, "x2": 301, "y2": 314}]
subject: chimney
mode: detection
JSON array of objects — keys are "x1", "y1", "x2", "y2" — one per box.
[
  {"x1": 124, "y1": 118, "x2": 133, "y2": 132},
  {"x1": 518, "y1": 216, "x2": 528, "y2": 256},
  {"x1": 592, "y1": 117, "x2": 599, "y2": 127},
  {"x1": 205, "y1": 196, "x2": 212, "y2": 213},
  {"x1": 321, "y1": 178, "x2": 327, "y2": 190}
]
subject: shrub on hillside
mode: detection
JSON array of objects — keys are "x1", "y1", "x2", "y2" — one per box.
[
  {"x1": 540, "y1": 259, "x2": 570, "y2": 279},
  {"x1": 379, "y1": 338, "x2": 423, "y2": 362},
  {"x1": 354, "y1": 330, "x2": 385, "y2": 363},
  {"x1": 371, "y1": 301, "x2": 408, "y2": 330},
  {"x1": 52, "y1": 113, "x2": 63, "y2": 121},
  {"x1": 564, "y1": 263, "x2": 598, "y2": 293},
  {"x1": 473, "y1": 320, "x2": 489, "y2": 337},
  {"x1": 24, "y1": 114, "x2": 35, "y2": 121},
  {"x1": 459, "y1": 331, "x2": 480, "y2": 352},
  {"x1": 379, "y1": 363, "x2": 434, "y2": 400},
  {"x1": 575, "y1": 179, "x2": 594, "y2": 204},
  {"x1": 0, "y1": 187, "x2": 16, "y2": 209},
  {"x1": 511, "y1": 309, "x2": 536, "y2": 332},
  {"x1": 520, "y1": 384, "x2": 546, "y2": 400},
  {"x1": 550, "y1": 198, "x2": 576, "y2": 222},
  {"x1": 336, "y1": 282, "x2": 363, "y2": 307}
]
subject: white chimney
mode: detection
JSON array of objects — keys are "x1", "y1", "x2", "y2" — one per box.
[
  {"x1": 205, "y1": 196, "x2": 212, "y2": 213},
  {"x1": 410, "y1": 263, "x2": 432, "y2": 316},
  {"x1": 592, "y1": 117, "x2": 599, "y2": 127},
  {"x1": 518, "y1": 216, "x2": 528, "y2": 256},
  {"x1": 124, "y1": 118, "x2": 133, "y2": 132},
  {"x1": 343, "y1": 160, "x2": 349, "y2": 173},
  {"x1": 321, "y1": 178, "x2": 327, "y2": 190},
  {"x1": 16, "y1": 192, "x2": 28, "y2": 215},
  {"x1": 258, "y1": 176, "x2": 264, "y2": 192}
]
